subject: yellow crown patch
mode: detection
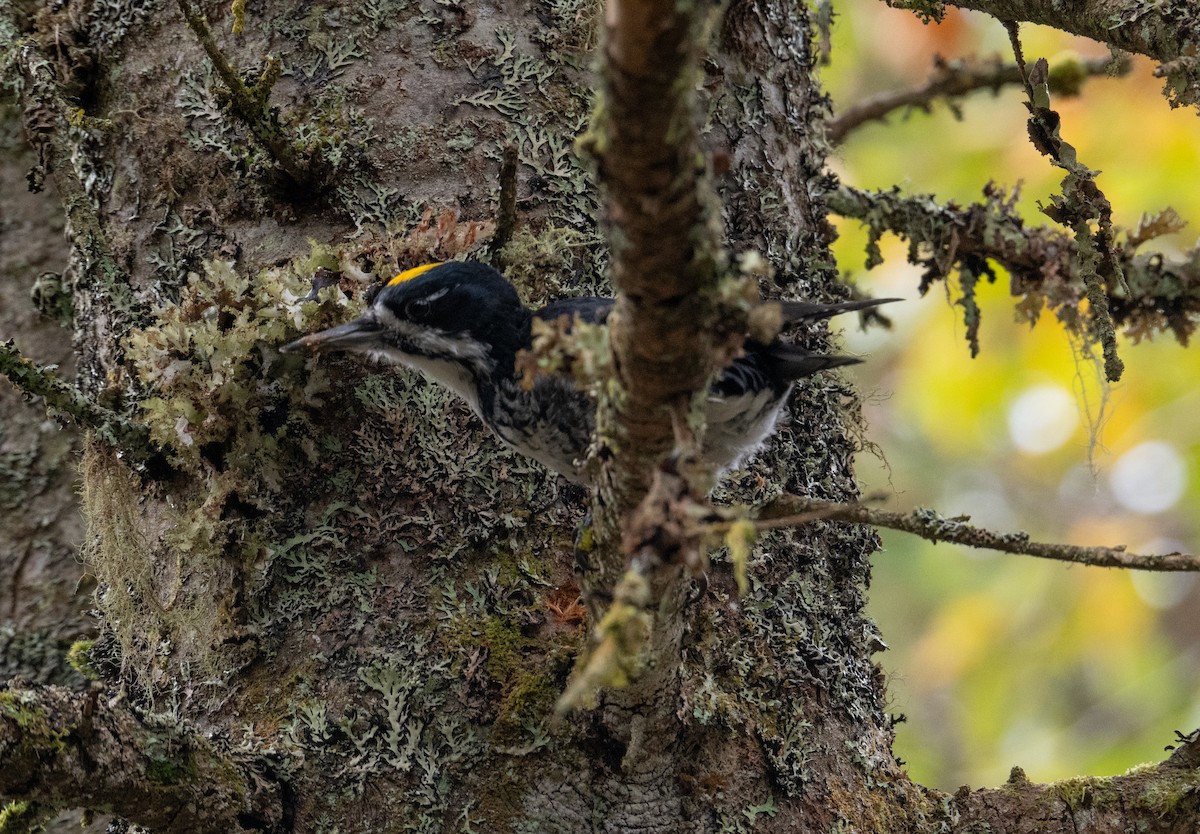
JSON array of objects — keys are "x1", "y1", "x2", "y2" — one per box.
[{"x1": 387, "y1": 262, "x2": 443, "y2": 286}]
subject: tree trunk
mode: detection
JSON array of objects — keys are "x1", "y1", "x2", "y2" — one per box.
[
  {"x1": 0, "y1": 98, "x2": 88, "y2": 686},
  {"x1": 0, "y1": 0, "x2": 1196, "y2": 832}
]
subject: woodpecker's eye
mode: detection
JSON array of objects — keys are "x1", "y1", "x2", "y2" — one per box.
[
  {"x1": 405, "y1": 298, "x2": 432, "y2": 320},
  {"x1": 401, "y1": 285, "x2": 452, "y2": 321}
]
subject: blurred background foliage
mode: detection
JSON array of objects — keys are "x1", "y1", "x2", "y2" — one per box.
[{"x1": 822, "y1": 0, "x2": 1200, "y2": 792}]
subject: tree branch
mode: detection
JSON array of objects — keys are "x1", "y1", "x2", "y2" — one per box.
[
  {"x1": 15, "y1": 44, "x2": 134, "y2": 309},
  {"x1": 488, "y1": 143, "x2": 520, "y2": 267},
  {"x1": 0, "y1": 684, "x2": 284, "y2": 832},
  {"x1": 828, "y1": 184, "x2": 1200, "y2": 349},
  {"x1": 828, "y1": 52, "x2": 1129, "y2": 143},
  {"x1": 886, "y1": 0, "x2": 1200, "y2": 108},
  {"x1": 952, "y1": 745, "x2": 1200, "y2": 833},
  {"x1": 1004, "y1": 30, "x2": 1126, "y2": 379},
  {"x1": 561, "y1": 0, "x2": 726, "y2": 718},
  {"x1": 0, "y1": 340, "x2": 152, "y2": 459},
  {"x1": 755, "y1": 495, "x2": 1200, "y2": 571},
  {"x1": 587, "y1": 0, "x2": 725, "y2": 514},
  {"x1": 175, "y1": 0, "x2": 325, "y2": 187}
]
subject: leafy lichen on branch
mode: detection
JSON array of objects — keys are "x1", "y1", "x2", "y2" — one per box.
[
  {"x1": 828, "y1": 184, "x2": 1200, "y2": 356},
  {"x1": 591, "y1": 0, "x2": 728, "y2": 513},
  {"x1": 566, "y1": 0, "x2": 731, "y2": 723},
  {"x1": 1009, "y1": 31, "x2": 1125, "y2": 380},
  {"x1": 950, "y1": 732, "x2": 1200, "y2": 832}
]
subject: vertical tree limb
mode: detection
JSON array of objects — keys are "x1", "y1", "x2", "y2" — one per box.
[
  {"x1": 562, "y1": 1, "x2": 726, "y2": 804},
  {"x1": 589, "y1": 1, "x2": 725, "y2": 520}
]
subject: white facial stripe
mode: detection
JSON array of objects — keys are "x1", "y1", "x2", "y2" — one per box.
[
  {"x1": 393, "y1": 320, "x2": 491, "y2": 371},
  {"x1": 369, "y1": 302, "x2": 493, "y2": 393}
]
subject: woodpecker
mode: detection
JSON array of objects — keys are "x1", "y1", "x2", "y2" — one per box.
[{"x1": 281, "y1": 261, "x2": 894, "y2": 484}]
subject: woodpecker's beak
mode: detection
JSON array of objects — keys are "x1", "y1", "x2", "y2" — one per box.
[{"x1": 280, "y1": 317, "x2": 382, "y2": 354}]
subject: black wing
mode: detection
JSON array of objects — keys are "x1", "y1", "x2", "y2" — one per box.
[
  {"x1": 534, "y1": 297, "x2": 614, "y2": 326},
  {"x1": 533, "y1": 294, "x2": 888, "y2": 397},
  {"x1": 535, "y1": 295, "x2": 897, "y2": 328},
  {"x1": 715, "y1": 296, "x2": 894, "y2": 396}
]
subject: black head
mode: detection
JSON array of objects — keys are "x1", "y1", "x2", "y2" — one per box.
[
  {"x1": 281, "y1": 261, "x2": 531, "y2": 382},
  {"x1": 372, "y1": 262, "x2": 529, "y2": 362}
]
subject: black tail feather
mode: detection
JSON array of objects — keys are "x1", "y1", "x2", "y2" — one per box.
[
  {"x1": 761, "y1": 343, "x2": 864, "y2": 383},
  {"x1": 777, "y1": 296, "x2": 901, "y2": 325}
]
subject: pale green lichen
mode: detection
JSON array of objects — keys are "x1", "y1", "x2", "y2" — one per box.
[
  {"x1": 65, "y1": 640, "x2": 99, "y2": 680},
  {"x1": 82, "y1": 248, "x2": 362, "y2": 697},
  {"x1": 1137, "y1": 772, "x2": 1195, "y2": 817},
  {"x1": 0, "y1": 799, "x2": 53, "y2": 834},
  {"x1": 123, "y1": 254, "x2": 350, "y2": 468}
]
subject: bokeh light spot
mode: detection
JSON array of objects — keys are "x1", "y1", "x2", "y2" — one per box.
[
  {"x1": 1130, "y1": 569, "x2": 1195, "y2": 610},
  {"x1": 1110, "y1": 441, "x2": 1187, "y2": 514},
  {"x1": 1007, "y1": 384, "x2": 1078, "y2": 454}
]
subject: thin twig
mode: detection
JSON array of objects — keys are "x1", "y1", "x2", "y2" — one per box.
[
  {"x1": 754, "y1": 495, "x2": 1200, "y2": 572},
  {"x1": 887, "y1": 0, "x2": 1200, "y2": 110},
  {"x1": 175, "y1": 0, "x2": 319, "y2": 185},
  {"x1": 0, "y1": 340, "x2": 152, "y2": 457},
  {"x1": 828, "y1": 53, "x2": 1130, "y2": 143},
  {"x1": 489, "y1": 143, "x2": 520, "y2": 267}
]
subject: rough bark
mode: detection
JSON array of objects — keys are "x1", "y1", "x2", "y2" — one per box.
[
  {"x1": 0, "y1": 98, "x2": 89, "y2": 690},
  {"x1": 0, "y1": 683, "x2": 284, "y2": 831},
  {"x1": 953, "y1": 737, "x2": 1200, "y2": 834}
]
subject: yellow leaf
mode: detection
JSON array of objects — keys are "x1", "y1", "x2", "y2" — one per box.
[{"x1": 725, "y1": 519, "x2": 758, "y2": 597}]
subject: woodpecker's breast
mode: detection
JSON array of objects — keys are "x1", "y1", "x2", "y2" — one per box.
[
  {"x1": 485, "y1": 376, "x2": 595, "y2": 484},
  {"x1": 702, "y1": 385, "x2": 792, "y2": 474}
]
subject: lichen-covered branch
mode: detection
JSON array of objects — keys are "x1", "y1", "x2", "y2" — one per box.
[
  {"x1": 951, "y1": 738, "x2": 1200, "y2": 833},
  {"x1": 559, "y1": 459, "x2": 716, "y2": 712},
  {"x1": 562, "y1": 0, "x2": 732, "y2": 758},
  {"x1": 887, "y1": 0, "x2": 1200, "y2": 108},
  {"x1": 0, "y1": 340, "x2": 151, "y2": 457},
  {"x1": 1007, "y1": 31, "x2": 1125, "y2": 380},
  {"x1": 562, "y1": 0, "x2": 726, "y2": 721},
  {"x1": 15, "y1": 44, "x2": 133, "y2": 310},
  {"x1": 0, "y1": 684, "x2": 284, "y2": 832},
  {"x1": 175, "y1": 0, "x2": 324, "y2": 186},
  {"x1": 827, "y1": 52, "x2": 1129, "y2": 143},
  {"x1": 828, "y1": 184, "x2": 1200, "y2": 350},
  {"x1": 587, "y1": 0, "x2": 725, "y2": 514},
  {"x1": 756, "y1": 495, "x2": 1200, "y2": 571}
]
